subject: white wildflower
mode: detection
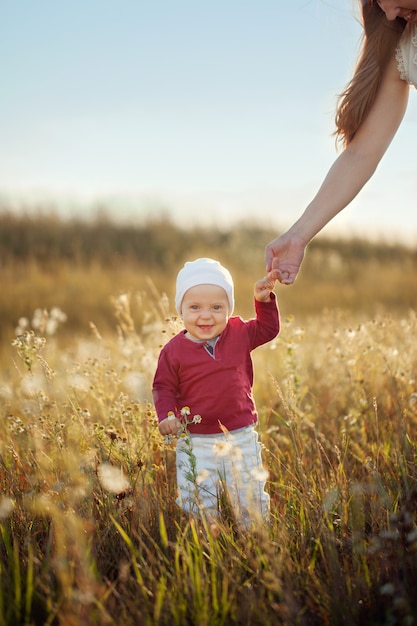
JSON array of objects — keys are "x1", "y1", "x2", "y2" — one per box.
[
  {"x1": 50, "y1": 307, "x2": 67, "y2": 323},
  {"x1": 15, "y1": 317, "x2": 29, "y2": 335},
  {"x1": 251, "y1": 466, "x2": 269, "y2": 482},
  {"x1": 0, "y1": 384, "x2": 12, "y2": 401},
  {"x1": 98, "y1": 464, "x2": 130, "y2": 494},
  {"x1": 214, "y1": 440, "x2": 233, "y2": 457},
  {"x1": 68, "y1": 373, "x2": 91, "y2": 393},
  {"x1": 117, "y1": 294, "x2": 129, "y2": 307},
  {"x1": 123, "y1": 372, "x2": 146, "y2": 398},
  {"x1": 45, "y1": 318, "x2": 58, "y2": 336},
  {"x1": 0, "y1": 497, "x2": 15, "y2": 519},
  {"x1": 229, "y1": 444, "x2": 243, "y2": 461},
  {"x1": 21, "y1": 373, "x2": 45, "y2": 396},
  {"x1": 32, "y1": 308, "x2": 45, "y2": 330},
  {"x1": 196, "y1": 468, "x2": 211, "y2": 485}
]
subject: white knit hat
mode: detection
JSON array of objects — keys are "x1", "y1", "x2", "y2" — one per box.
[{"x1": 175, "y1": 258, "x2": 234, "y2": 315}]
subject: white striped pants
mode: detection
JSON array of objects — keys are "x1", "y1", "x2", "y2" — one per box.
[{"x1": 175, "y1": 425, "x2": 270, "y2": 528}]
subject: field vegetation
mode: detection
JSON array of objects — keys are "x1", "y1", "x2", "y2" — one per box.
[{"x1": 0, "y1": 210, "x2": 417, "y2": 625}]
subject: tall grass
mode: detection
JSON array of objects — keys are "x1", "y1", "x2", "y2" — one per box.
[
  {"x1": 1, "y1": 210, "x2": 417, "y2": 624},
  {"x1": 1, "y1": 282, "x2": 416, "y2": 624}
]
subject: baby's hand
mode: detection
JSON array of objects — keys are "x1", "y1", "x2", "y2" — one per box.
[
  {"x1": 254, "y1": 273, "x2": 276, "y2": 302},
  {"x1": 159, "y1": 414, "x2": 182, "y2": 436}
]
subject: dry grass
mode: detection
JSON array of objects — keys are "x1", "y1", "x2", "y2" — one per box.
[
  {"x1": 0, "y1": 288, "x2": 416, "y2": 625},
  {"x1": 1, "y1": 212, "x2": 417, "y2": 624}
]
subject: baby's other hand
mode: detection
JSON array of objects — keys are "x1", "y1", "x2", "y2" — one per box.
[{"x1": 159, "y1": 414, "x2": 182, "y2": 436}]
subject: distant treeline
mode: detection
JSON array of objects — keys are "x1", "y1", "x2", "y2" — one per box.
[
  {"x1": 0, "y1": 209, "x2": 415, "y2": 268},
  {"x1": 1, "y1": 209, "x2": 417, "y2": 351},
  {"x1": 0, "y1": 210, "x2": 264, "y2": 270}
]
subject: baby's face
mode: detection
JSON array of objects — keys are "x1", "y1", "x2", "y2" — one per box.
[{"x1": 181, "y1": 284, "x2": 230, "y2": 341}]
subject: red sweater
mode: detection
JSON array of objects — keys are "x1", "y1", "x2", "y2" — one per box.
[{"x1": 152, "y1": 295, "x2": 280, "y2": 434}]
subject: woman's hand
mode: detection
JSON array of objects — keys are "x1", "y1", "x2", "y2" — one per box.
[{"x1": 265, "y1": 231, "x2": 306, "y2": 285}]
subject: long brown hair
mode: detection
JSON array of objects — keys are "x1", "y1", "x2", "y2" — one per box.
[{"x1": 335, "y1": 1, "x2": 406, "y2": 147}]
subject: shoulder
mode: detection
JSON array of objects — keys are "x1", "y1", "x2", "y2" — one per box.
[
  {"x1": 396, "y1": 24, "x2": 417, "y2": 87},
  {"x1": 222, "y1": 315, "x2": 246, "y2": 335},
  {"x1": 159, "y1": 330, "x2": 186, "y2": 354}
]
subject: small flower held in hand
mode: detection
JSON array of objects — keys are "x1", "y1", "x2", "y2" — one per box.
[{"x1": 163, "y1": 408, "x2": 203, "y2": 444}]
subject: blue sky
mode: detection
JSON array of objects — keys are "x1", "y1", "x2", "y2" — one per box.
[{"x1": 1, "y1": 0, "x2": 416, "y2": 242}]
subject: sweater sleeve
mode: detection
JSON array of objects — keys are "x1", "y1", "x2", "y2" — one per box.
[
  {"x1": 246, "y1": 293, "x2": 280, "y2": 350},
  {"x1": 152, "y1": 347, "x2": 180, "y2": 422}
]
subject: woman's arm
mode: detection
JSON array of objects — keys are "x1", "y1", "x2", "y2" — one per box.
[{"x1": 265, "y1": 54, "x2": 409, "y2": 284}]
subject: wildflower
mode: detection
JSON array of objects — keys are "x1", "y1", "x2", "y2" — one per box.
[
  {"x1": 214, "y1": 440, "x2": 233, "y2": 457},
  {"x1": 32, "y1": 308, "x2": 46, "y2": 331},
  {"x1": 11, "y1": 331, "x2": 46, "y2": 373},
  {"x1": 116, "y1": 293, "x2": 129, "y2": 307},
  {"x1": 45, "y1": 318, "x2": 59, "y2": 336},
  {"x1": 380, "y1": 583, "x2": 395, "y2": 596},
  {"x1": 123, "y1": 372, "x2": 146, "y2": 398},
  {"x1": 196, "y1": 468, "x2": 211, "y2": 485},
  {"x1": 0, "y1": 497, "x2": 15, "y2": 519},
  {"x1": 229, "y1": 444, "x2": 243, "y2": 461},
  {"x1": 21, "y1": 373, "x2": 45, "y2": 397},
  {"x1": 15, "y1": 317, "x2": 29, "y2": 335},
  {"x1": 68, "y1": 373, "x2": 90, "y2": 392},
  {"x1": 98, "y1": 463, "x2": 130, "y2": 494},
  {"x1": 163, "y1": 409, "x2": 202, "y2": 445},
  {"x1": 251, "y1": 466, "x2": 269, "y2": 482},
  {"x1": 50, "y1": 306, "x2": 67, "y2": 323},
  {"x1": 16, "y1": 307, "x2": 68, "y2": 337},
  {"x1": 0, "y1": 384, "x2": 12, "y2": 401},
  {"x1": 106, "y1": 428, "x2": 119, "y2": 441}
]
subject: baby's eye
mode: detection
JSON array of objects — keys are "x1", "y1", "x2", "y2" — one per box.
[
  {"x1": 190, "y1": 305, "x2": 199, "y2": 310},
  {"x1": 213, "y1": 305, "x2": 222, "y2": 311}
]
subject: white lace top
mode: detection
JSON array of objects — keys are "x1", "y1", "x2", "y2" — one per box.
[{"x1": 396, "y1": 23, "x2": 417, "y2": 88}]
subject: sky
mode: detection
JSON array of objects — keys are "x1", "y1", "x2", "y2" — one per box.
[{"x1": 1, "y1": 0, "x2": 416, "y2": 243}]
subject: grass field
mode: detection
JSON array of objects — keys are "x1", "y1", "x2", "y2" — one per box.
[{"x1": 1, "y1": 213, "x2": 417, "y2": 625}]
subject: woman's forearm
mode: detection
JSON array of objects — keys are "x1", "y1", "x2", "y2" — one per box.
[
  {"x1": 265, "y1": 56, "x2": 408, "y2": 281},
  {"x1": 287, "y1": 146, "x2": 379, "y2": 245},
  {"x1": 289, "y1": 56, "x2": 409, "y2": 246}
]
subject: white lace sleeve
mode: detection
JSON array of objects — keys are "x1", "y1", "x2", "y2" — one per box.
[{"x1": 395, "y1": 24, "x2": 417, "y2": 89}]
